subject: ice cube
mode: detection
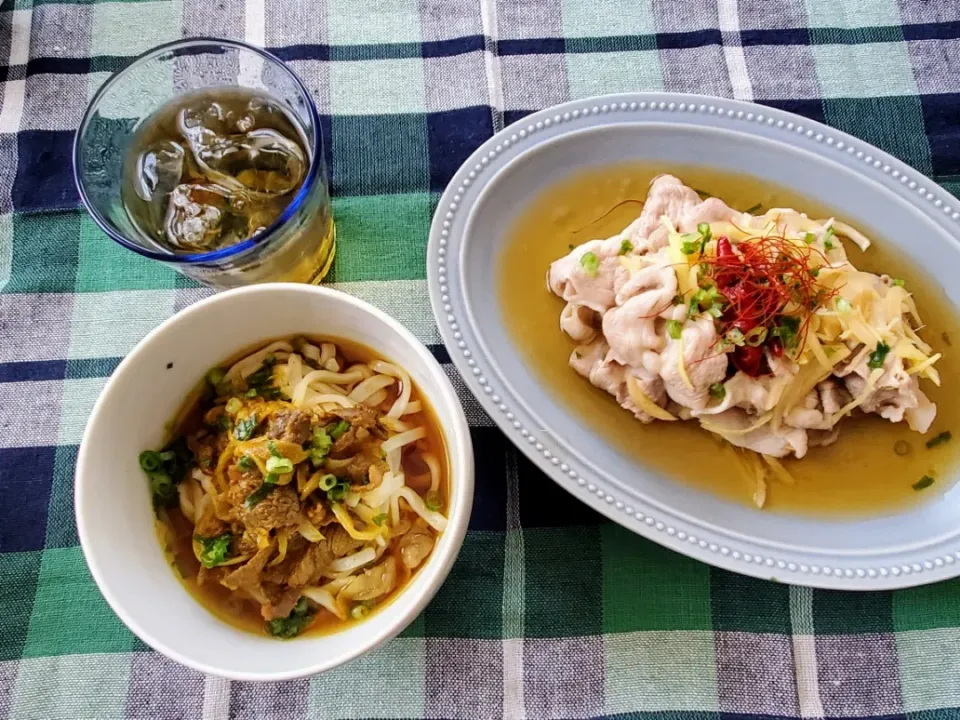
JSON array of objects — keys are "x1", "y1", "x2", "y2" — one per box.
[
  {"x1": 176, "y1": 105, "x2": 306, "y2": 200},
  {"x1": 134, "y1": 140, "x2": 185, "y2": 203},
  {"x1": 164, "y1": 183, "x2": 229, "y2": 250}
]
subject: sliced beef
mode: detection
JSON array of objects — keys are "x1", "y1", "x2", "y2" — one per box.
[
  {"x1": 221, "y1": 464, "x2": 262, "y2": 522},
  {"x1": 331, "y1": 405, "x2": 378, "y2": 429},
  {"x1": 328, "y1": 525, "x2": 364, "y2": 558},
  {"x1": 242, "y1": 485, "x2": 302, "y2": 534},
  {"x1": 287, "y1": 543, "x2": 334, "y2": 587},
  {"x1": 329, "y1": 405, "x2": 379, "y2": 454},
  {"x1": 344, "y1": 450, "x2": 387, "y2": 488},
  {"x1": 266, "y1": 410, "x2": 313, "y2": 446},
  {"x1": 221, "y1": 544, "x2": 274, "y2": 604},
  {"x1": 306, "y1": 502, "x2": 333, "y2": 527},
  {"x1": 262, "y1": 585, "x2": 302, "y2": 620},
  {"x1": 194, "y1": 510, "x2": 227, "y2": 538},
  {"x1": 260, "y1": 536, "x2": 308, "y2": 585}
]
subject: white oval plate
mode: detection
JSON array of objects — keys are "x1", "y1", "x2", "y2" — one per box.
[{"x1": 427, "y1": 92, "x2": 960, "y2": 590}]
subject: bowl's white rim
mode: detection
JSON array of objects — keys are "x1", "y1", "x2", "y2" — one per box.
[
  {"x1": 427, "y1": 91, "x2": 960, "y2": 590},
  {"x1": 75, "y1": 282, "x2": 475, "y2": 681}
]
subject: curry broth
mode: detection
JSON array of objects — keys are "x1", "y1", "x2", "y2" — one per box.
[
  {"x1": 498, "y1": 164, "x2": 960, "y2": 515},
  {"x1": 156, "y1": 335, "x2": 451, "y2": 637}
]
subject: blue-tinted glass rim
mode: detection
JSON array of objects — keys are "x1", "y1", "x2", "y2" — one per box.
[{"x1": 73, "y1": 37, "x2": 323, "y2": 265}]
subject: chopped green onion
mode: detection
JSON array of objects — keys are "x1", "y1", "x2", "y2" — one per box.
[
  {"x1": 823, "y1": 227, "x2": 835, "y2": 250},
  {"x1": 925, "y1": 431, "x2": 952, "y2": 449},
  {"x1": 233, "y1": 414, "x2": 257, "y2": 441},
  {"x1": 771, "y1": 316, "x2": 801, "y2": 350},
  {"x1": 913, "y1": 475, "x2": 935, "y2": 491},
  {"x1": 618, "y1": 239, "x2": 633, "y2": 255},
  {"x1": 149, "y1": 472, "x2": 175, "y2": 506},
  {"x1": 139, "y1": 450, "x2": 162, "y2": 472},
  {"x1": 206, "y1": 367, "x2": 226, "y2": 387},
  {"x1": 265, "y1": 598, "x2": 315, "y2": 639},
  {"x1": 372, "y1": 513, "x2": 388, "y2": 526},
  {"x1": 268, "y1": 440, "x2": 281, "y2": 457},
  {"x1": 804, "y1": 232, "x2": 816, "y2": 245},
  {"x1": 689, "y1": 285, "x2": 724, "y2": 316},
  {"x1": 709, "y1": 382, "x2": 726, "y2": 401},
  {"x1": 580, "y1": 251, "x2": 600, "y2": 276},
  {"x1": 327, "y1": 481, "x2": 350, "y2": 503},
  {"x1": 225, "y1": 398, "x2": 242, "y2": 415},
  {"x1": 318, "y1": 474, "x2": 338, "y2": 491},
  {"x1": 309, "y1": 428, "x2": 333, "y2": 467},
  {"x1": 836, "y1": 297, "x2": 852, "y2": 313},
  {"x1": 667, "y1": 320, "x2": 683, "y2": 340},
  {"x1": 238, "y1": 455, "x2": 255, "y2": 470},
  {"x1": 745, "y1": 203, "x2": 763, "y2": 215},
  {"x1": 328, "y1": 420, "x2": 350, "y2": 440},
  {"x1": 568, "y1": 244, "x2": 575, "y2": 251},
  {"x1": 744, "y1": 327, "x2": 768, "y2": 347},
  {"x1": 424, "y1": 490, "x2": 443, "y2": 512},
  {"x1": 810, "y1": 268, "x2": 820, "y2": 278},
  {"x1": 196, "y1": 533, "x2": 232, "y2": 568},
  {"x1": 892, "y1": 278, "x2": 906, "y2": 288},
  {"x1": 351, "y1": 604, "x2": 370, "y2": 620},
  {"x1": 727, "y1": 328, "x2": 746, "y2": 347},
  {"x1": 867, "y1": 342, "x2": 891, "y2": 370},
  {"x1": 265, "y1": 456, "x2": 293, "y2": 474}
]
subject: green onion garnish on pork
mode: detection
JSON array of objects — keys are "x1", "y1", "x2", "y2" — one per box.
[
  {"x1": 580, "y1": 251, "x2": 600, "y2": 276},
  {"x1": 709, "y1": 383, "x2": 726, "y2": 401},
  {"x1": 667, "y1": 320, "x2": 683, "y2": 340},
  {"x1": 868, "y1": 342, "x2": 891, "y2": 370}
]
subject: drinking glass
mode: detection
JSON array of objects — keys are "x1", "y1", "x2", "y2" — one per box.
[{"x1": 74, "y1": 38, "x2": 334, "y2": 289}]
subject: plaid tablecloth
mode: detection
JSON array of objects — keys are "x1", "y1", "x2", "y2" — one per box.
[{"x1": 3, "y1": 0, "x2": 960, "y2": 718}]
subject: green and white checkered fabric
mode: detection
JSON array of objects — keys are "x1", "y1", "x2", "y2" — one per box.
[{"x1": 3, "y1": 0, "x2": 960, "y2": 718}]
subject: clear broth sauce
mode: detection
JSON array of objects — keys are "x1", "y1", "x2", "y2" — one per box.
[
  {"x1": 498, "y1": 164, "x2": 960, "y2": 515},
  {"x1": 156, "y1": 336, "x2": 450, "y2": 636}
]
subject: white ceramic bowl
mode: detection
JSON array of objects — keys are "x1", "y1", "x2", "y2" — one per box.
[{"x1": 75, "y1": 283, "x2": 474, "y2": 680}]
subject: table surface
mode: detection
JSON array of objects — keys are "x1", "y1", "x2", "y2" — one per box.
[{"x1": 3, "y1": 1, "x2": 960, "y2": 718}]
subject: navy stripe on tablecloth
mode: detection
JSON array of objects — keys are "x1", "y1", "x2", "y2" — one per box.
[
  {"x1": 15, "y1": 95, "x2": 960, "y2": 214},
  {"x1": 6, "y1": 20, "x2": 960, "y2": 82}
]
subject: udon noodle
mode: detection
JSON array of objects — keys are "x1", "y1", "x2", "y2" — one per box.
[{"x1": 139, "y1": 336, "x2": 448, "y2": 638}]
